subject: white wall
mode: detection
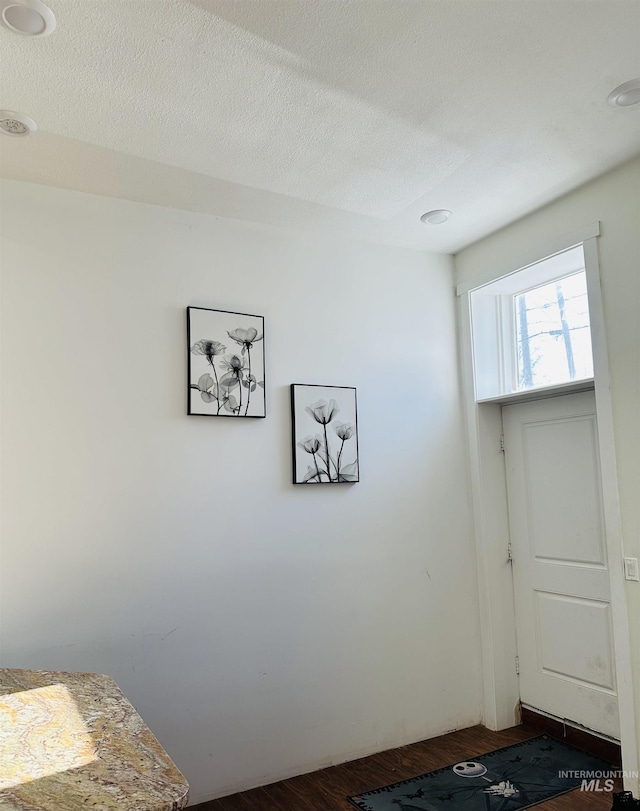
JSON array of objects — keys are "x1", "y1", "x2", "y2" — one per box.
[
  {"x1": 456, "y1": 157, "x2": 640, "y2": 767},
  {"x1": 0, "y1": 180, "x2": 482, "y2": 804}
]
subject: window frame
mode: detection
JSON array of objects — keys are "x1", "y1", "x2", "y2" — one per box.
[{"x1": 469, "y1": 245, "x2": 594, "y2": 402}]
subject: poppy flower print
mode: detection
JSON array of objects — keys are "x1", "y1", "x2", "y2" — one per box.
[
  {"x1": 291, "y1": 385, "x2": 359, "y2": 484},
  {"x1": 188, "y1": 307, "x2": 265, "y2": 417}
]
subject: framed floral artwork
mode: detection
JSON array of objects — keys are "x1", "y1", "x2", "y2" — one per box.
[
  {"x1": 187, "y1": 307, "x2": 265, "y2": 417},
  {"x1": 291, "y1": 384, "x2": 359, "y2": 484}
]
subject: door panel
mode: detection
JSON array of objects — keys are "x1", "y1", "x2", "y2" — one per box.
[
  {"x1": 535, "y1": 591, "x2": 615, "y2": 691},
  {"x1": 522, "y1": 416, "x2": 606, "y2": 566},
  {"x1": 503, "y1": 391, "x2": 619, "y2": 739}
]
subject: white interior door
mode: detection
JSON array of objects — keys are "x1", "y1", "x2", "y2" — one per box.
[{"x1": 503, "y1": 391, "x2": 620, "y2": 739}]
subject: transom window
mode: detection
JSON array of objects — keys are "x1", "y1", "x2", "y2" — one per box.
[
  {"x1": 469, "y1": 246, "x2": 595, "y2": 400},
  {"x1": 515, "y1": 271, "x2": 593, "y2": 390}
]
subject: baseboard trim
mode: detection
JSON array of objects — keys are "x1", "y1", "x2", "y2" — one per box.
[{"x1": 520, "y1": 706, "x2": 622, "y2": 766}]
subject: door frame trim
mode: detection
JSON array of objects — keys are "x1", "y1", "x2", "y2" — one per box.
[
  {"x1": 583, "y1": 236, "x2": 638, "y2": 790},
  {"x1": 458, "y1": 229, "x2": 639, "y2": 795}
]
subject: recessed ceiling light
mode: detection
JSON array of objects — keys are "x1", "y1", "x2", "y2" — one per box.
[
  {"x1": 421, "y1": 209, "x2": 452, "y2": 225},
  {"x1": 607, "y1": 79, "x2": 640, "y2": 108},
  {"x1": 0, "y1": 110, "x2": 38, "y2": 136},
  {"x1": 0, "y1": 0, "x2": 55, "y2": 36}
]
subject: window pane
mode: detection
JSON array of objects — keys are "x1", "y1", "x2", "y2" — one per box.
[{"x1": 515, "y1": 271, "x2": 593, "y2": 390}]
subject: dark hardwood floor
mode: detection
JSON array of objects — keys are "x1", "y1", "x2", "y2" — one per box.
[{"x1": 193, "y1": 723, "x2": 620, "y2": 810}]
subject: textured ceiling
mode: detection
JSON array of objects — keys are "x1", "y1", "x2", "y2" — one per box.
[{"x1": 1, "y1": 0, "x2": 639, "y2": 252}]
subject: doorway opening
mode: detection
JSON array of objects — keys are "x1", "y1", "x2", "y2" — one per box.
[
  {"x1": 457, "y1": 226, "x2": 639, "y2": 795},
  {"x1": 503, "y1": 391, "x2": 617, "y2": 739}
]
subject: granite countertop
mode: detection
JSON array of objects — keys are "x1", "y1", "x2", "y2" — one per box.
[{"x1": 0, "y1": 668, "x2": 189, "y2": 811}]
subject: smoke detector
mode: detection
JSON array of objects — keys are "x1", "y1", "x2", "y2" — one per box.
[
  {"x1": 0, "y1": 110, "x2": 38, "y2": 136},
  {"x1": 421, "y1": 209, "x2": 452, "y2": 225},
  {"x1": 608, "y1": 79, "x2": 640, "y2": 108},
  {"x1": 0, "y1": 0, "x2": 56, "y2": 36}
]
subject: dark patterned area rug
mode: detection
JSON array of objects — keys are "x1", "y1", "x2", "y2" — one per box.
[{"x1": 348, "y1": 735, "x2": 615, "y2": 810}]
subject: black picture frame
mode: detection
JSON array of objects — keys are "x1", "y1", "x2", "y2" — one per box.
[
  {"x1": 290, "y1": 384, "x2": 359, "y2": 484},
  {"x1": 187, "y1": 306, "x2": 266, "y2": 418}
]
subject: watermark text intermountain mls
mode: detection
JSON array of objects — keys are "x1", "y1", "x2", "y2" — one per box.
[{"x1": 559, "y1": 769, "x2": 639, "y2": 792}]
